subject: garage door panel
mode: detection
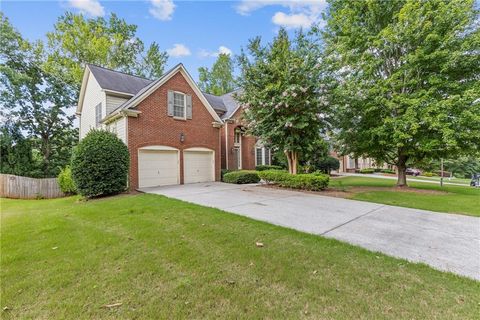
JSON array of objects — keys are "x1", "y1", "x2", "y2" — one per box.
[
  {"x1": 138, "y1": 150, "x2": 179, "y2": 188},
  {"x1": 184, "y1": 151, "x2": 214, "y2": 184}
]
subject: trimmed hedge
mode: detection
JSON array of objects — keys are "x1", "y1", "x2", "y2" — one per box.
[
  {"x1": 257, "y1": 170, "x2": 288, "y2": 184},
  {"x1": 423, "y1": 172, "x2": 436, "y2": 177},
  {"x1": 71, "y1": 130, "x2": 130, "y2": 198},
  {"x1": 221, "y1": 169, "x2": 235, "y2": 181},
  {"x1": 57, "y1": 166, "x2": 76, "y2": 195},
  {"x1": 359, "y1": 168, "x2": 375, "y2": 174},
  {"x1": 223, "y1": 170, "x2": 260, "y2": 184},
  {"x1": 381, "y1": 169, "x2": 396, "y2": 174},
  {"x1": 255, "y1": 165, "x2": 283, "y2": 171},
  {"x1": 258, "y1": 170, "x2": 329, "y2": 191}
]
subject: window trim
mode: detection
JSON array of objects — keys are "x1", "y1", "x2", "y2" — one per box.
[
  {"x1": 255, "y1": 146, "x2": 271, "y2": 166},
  {"x1": 234, "y1": 129, "x2": 241, "y2": 146},
  {"x1": 173, "y1": 91, "x2": 187, "y2": 120}
]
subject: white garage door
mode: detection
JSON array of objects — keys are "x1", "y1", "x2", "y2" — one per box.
[
  {"x1": 183, "y1": 150, "x2": 214, "y2": 184},
  {"x1": 138, "y1": 149, "x2": 179, "y2": 188}
]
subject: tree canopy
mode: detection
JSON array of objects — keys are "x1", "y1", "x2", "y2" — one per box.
[
  {"x1": 1, "y1": 13, "x2": 77, "y2": 177},
  {"x1": 45, "y1": 12, "x2": 168, "y2": 86},
  {"x1": 198, "y1": 53, "x2": 236, "y2": 95},
  {"x1": 323, "y1": 0, "x2": 480, "y2": 186},
  {"x1": 237, "y1": 29, "x2": 328, "y2": 174}
]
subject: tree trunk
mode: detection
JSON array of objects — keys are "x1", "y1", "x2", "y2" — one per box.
[
  {"x1": 285, "y1": 151, "x2": 298, "y2": 175},
  {"x1": 292, "y1": 151, "x2": 298, "y2": 175},
  {"x1": 396, "y1": 153, "x2": 408, "y2": 187}
]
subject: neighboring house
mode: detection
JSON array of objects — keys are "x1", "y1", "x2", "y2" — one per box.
[
  {"x1": 76, "y1": 64, "x2": 270, "y2": 190},
  {"x1": 331, "y1": 151, "x2": 392, "y2": 173}
]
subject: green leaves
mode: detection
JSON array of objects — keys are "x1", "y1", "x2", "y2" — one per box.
[
  {"x1": 237, "y1": 29, "x2": 327, "y2": 157},
  {"x1": 324, "y1": 0, "x2": 480, "y2": 175},
  {"x1": 198, "y1": 53, "x2": 236, "y2": 95},
  {"x1": 71, "y1": 130, "x2": 129, "y2": 198},
  {"x1": 45, "y1": 12, "x2": 168, "y2": 86}
]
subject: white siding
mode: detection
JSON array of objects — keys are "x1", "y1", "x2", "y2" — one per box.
[
  {"x1": 79, "y1": 72, "x2": 106, "y2": 139},
  {"x1": 106, "y1": 95, "x2": 128, "y2": 115},
  {"x1": 105, "y1": 116, "x2": 127, "y2": 145}
]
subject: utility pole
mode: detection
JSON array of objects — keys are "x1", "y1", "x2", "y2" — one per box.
[{"x1": 440, "y1": 158, "x2": 444, "y2": 187}]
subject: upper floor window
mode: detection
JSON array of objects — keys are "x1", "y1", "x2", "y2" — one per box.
[
  {"x1": 95, "y1": 103, "x2": 102, "y2": 127},
  {"x1": 173, "y1": 92, "x2": 186, "y2": 118}
]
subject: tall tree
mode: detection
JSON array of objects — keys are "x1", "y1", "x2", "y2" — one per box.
[
  {"x1": 237, "y1": 29, "x2": 328, "y2": 174},
  {"x1": 198, "y1": 53, "x2": 236, "y2": 95},
  {"x1": 0, "y1": 121, "x2": 39, "y2": 177},
  {"x1": 135, "y1": 42, "x2": 168, "y2": 79},
  {"x1": 323, "y1": 0, "x2": 480, "y2": 186},
  {"x1": 1, "y1": 13, "x2": 77, "y2": 177},
  {"x1": 45, "y1": 12, "x2": 168, "y2": 86}
]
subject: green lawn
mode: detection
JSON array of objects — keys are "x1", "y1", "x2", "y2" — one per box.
[
  {"x1": 1, "y1": 195, "x2": 479, "y2": 319},
  {"x1": 329, "y1": 177, "x2": 480, "y2": 217},
  {"x1": 411, "y1": 176, "x2": 471, "y2": 185}
]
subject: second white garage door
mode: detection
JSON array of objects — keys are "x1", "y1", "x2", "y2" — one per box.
[
  {"x1": 183, "y1": 149, "x2": 214, "y2": 184},
  {"x1": 138, "y1": 149, "x2": 179, "y2": 188}
]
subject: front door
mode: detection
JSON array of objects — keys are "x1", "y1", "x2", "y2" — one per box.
[{"x1": 233, "y1": 147, "x2": 241, "y2": 170}]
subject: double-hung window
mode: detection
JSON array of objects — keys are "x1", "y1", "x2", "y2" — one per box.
[
  {"x1": 255, "y1": 147, "x2": 271, "y2": 166},
  {"x1": 173, "y1": 92, "x2": 186, "y2": 118}
]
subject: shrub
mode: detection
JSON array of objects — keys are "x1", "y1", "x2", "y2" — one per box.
[
  {"x1": 221, "y1": 169, "x2": 235, "y2": 181},
  {"x1": 255, "y1": 165, "x2": 283, "y2": 171},
  {"x1": 380, "y1": 168, "x2": 396, "y2": 174},
  {"x1": 258, "y1": 170, "x2": 329, "y2": 191},
  {"x1": 71, "y1": 130, "x2": 129, "y2": 198},
  {"x1": 359, "y1": 168, "x2": 375, "y2": 174},
  {"x1": 223, "y1": 170, "x2": 260, "y2": 184},
  {"x1": 279, "y1": 173, "x2": 329, "y2": 191},
  {"x1": 258, "y1": 170, "x2": 289, "y2": 184},
  {"x1": 315, "y1": 156, "x2": 340, "y2": 174},
  {"x1": 423, "y1": 172, "x2": 436, "y2": 177},
  {"x1": 57, "y1": 166, "x2": 76, "y2": 195}
]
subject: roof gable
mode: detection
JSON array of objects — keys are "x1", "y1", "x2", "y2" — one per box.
[{"x1": 107, "y1": 64, "x2": 223, "y2": 123}]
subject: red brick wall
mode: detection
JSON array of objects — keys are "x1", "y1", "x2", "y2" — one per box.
[
  {"x1": 221, "y1": 107, "x2": 257, "y2": 170},
  {"x1": 127, "y1": 71, "x2": 221, "y2": 190}
]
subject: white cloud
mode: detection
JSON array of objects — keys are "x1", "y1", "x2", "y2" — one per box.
[
  {"x1": 236, "y1": 0, "x2": 327, "y2": 29},
  {"x1": 272, "y1": 12, "x2": 314, "y2": 29},
  {"x1": 199, "y1": 46, "x2": 233, "y2": 58},
  {"x1": 167, "y1": 44, "x2": 191, "y2": 57},
  {"x1": 68, "y1": 0, "x2": 105, "y2": 17},
  {"x1": 149, "y1": 0, "x2": 175, "y2": 21}
]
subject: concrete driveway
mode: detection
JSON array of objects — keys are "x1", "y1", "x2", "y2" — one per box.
[{"x1": 140, "y1": 182, "x2": 480, "y2": 280}]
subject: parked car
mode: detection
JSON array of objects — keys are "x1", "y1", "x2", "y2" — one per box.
[
  {"x1": 406, "y1": 168, "x2": 421, "y2": 176},
  {"x1": 470, "y1": 173, "x2": 480, "y2": 187}
]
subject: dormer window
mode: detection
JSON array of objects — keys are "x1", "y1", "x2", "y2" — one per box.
[{"x1": 173, "y1": 92, "x2": 186, "y2": 119}]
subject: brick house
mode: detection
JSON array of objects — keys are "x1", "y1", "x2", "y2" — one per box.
[{"x1": 76, "y1": 64, "x2": 270, "y2": 190}]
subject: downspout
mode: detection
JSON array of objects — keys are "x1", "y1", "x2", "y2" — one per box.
[{"x1": 225, "y1": 121, "x2": 229, "y2": 170}]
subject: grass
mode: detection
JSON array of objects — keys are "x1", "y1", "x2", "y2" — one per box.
[
  {"x1": 410, "y1": 176, "x2": 471, "y2": 185},
  {"x1": 1, "y1": 194, "x2": 479, "y2": 319},
  {"x1": 329, "y1": 177, "x2": 480, "y2": 217}
]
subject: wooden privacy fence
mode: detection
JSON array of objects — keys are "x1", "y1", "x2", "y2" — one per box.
[{"x1": 0, "y1": 174, "x2": 64, "y2": 199}]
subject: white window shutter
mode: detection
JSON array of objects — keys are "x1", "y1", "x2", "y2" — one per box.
[
  {"x1": 186, "y1": 94, "x2": 192, "y2": 119},
  {"x1": 167, "y1": 90, "x2": 174, "y2": 116}
]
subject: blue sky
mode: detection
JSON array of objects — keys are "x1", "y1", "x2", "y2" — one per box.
[{"x1": 1, "y1": 0, "x2": 328, "y2": 81}]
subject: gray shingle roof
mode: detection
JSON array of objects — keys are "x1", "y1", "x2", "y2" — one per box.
[
  {"x1": 220, "y1": 89, "x2": 243, "y2": 119},
  {"x1": 87, "y1": 64, "x2": 153, "y2": 95},
  {"x1": 88, "y1": 63, "x2": 239, "y2": 117},
  {"x1": 202, "y1": 92, "x2": 227, "y2": 113}
]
